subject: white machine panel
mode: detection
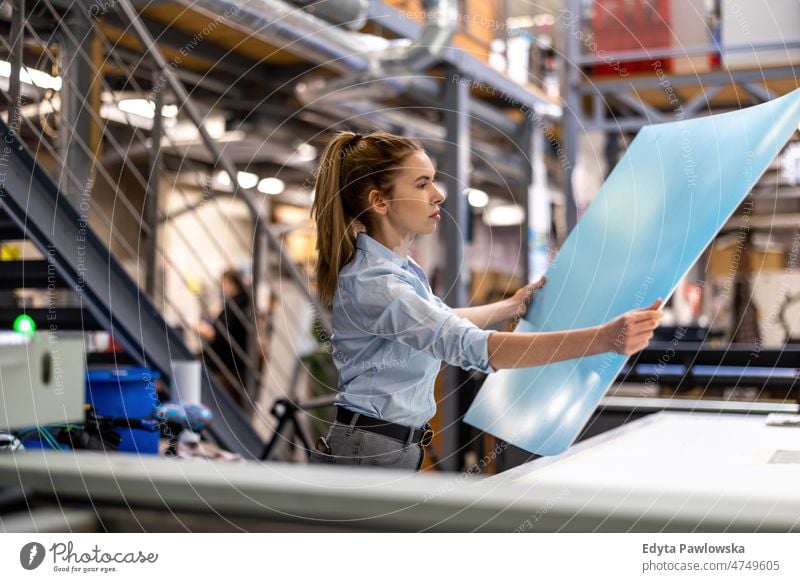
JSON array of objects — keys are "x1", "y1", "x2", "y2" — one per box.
[{"x1": 0, "y1": 333, "x2": 85, "y2": 431}]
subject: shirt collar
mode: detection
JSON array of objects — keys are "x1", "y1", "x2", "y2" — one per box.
[{"x1": 356, "y1": 232, "x2": 409, "y2": 268}]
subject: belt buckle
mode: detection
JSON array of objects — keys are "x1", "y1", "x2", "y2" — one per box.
[{"x1": 420, "y1": 427, "x2": 434, "y2": 447}]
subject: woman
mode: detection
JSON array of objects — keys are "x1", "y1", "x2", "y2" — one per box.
[
  {"x1": 310, "y1": 131, "x2": 662, "y2": 470},
  {"x1": 197, "y1": 269, "x2": 253, "y2": 407}
]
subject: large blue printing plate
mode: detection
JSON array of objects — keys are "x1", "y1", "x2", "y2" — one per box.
[{"x1": 465, "y1": 89, "x2": 800, "y2": 456}]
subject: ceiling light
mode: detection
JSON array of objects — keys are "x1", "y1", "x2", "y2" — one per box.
[
  {"x1": 117, "y1": 99, "x2": 178, "y2": 119},
  {"x1": 507, "y1": 15, "x2": 536, "y2": 28},
  {"x1": 258, "y1": 177, "x2": 285, "y2": 195},
  {"x1": 483, "y1": 203, "x2": 525, "y2": 227},
  {"x1": 465, "y1": 188, "x2": 489, "y2": 208},
  {"x1": 219, "y1": 130, "x2": 246, "y2": 142},
  {"x1": 215, "y1": 170, "x2": 232, "y2": 187},
  {"x1": 117, "y1": 98, "x2": 155, "y2": 118},
  {"x1": 117, "y1": 98, "x2": 178, "y2": 119},
  {"x1": 507, "y1": 13, "x2": 554, "y2": 29},
  {"x1": 294, "y1": 142, "x2": 317, "y2": 161},
  {"x1": 0, "y1": 60, "x2": 62, "y2": 90},
  {"x1": 236, "y1": 171, "x2": 259, "y2": 189}
]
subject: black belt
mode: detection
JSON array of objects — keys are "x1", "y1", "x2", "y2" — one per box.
[{"x1": 336, "y1": 407, "x2": 434, "y2": 447}]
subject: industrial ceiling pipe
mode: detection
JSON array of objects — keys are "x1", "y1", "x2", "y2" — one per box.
[
  {"x1": 179, "y1": 0, "x2": 525, "y2": 140},
  {"x1": 292, "y1": 0, "x2": 529, "y2": 183},
  {"x1": 376, "y1": 0, "x2": 458, "y2": 74},
  {"x1": 286, "y1": 0, "x2": 369, "y2": 31}
]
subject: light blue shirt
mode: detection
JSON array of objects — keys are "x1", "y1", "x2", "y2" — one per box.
[{"x1": 331, "y1": 232, "x2": 496, "y2": 428}]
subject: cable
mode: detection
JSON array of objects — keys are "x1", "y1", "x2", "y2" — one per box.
[{"x1": 37, "y1": 427, "x2": 63, "y2": 451}]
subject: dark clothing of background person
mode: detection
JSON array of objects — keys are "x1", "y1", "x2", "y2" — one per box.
[{"x1": 206, "y1": 291, "x2": 252, "y2": 407}]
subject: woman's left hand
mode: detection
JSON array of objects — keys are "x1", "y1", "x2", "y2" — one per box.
[
  {"x1": 196, "y1": 321, "x2": 216, "y2": 341},
  {"x1": 508, "y1": 276, "x2": 546, "y2": 321}
]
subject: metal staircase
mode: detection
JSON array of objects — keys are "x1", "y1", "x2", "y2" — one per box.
[
  {"x1": 0, "y1": 0, "x2": 331, "y2": 459},
  {"x1": 0, "y1": 117, "x2": 264, "y2": 457}
]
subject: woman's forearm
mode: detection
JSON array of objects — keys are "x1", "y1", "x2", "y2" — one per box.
[
  {"x1": 487, "y1": 326, "x2": 610, "y2": 370},
  {"x1": 486, "y1": 302, "x2": 664, "y2": 370},
  {"x1": 454, "y1": 299, "x2": 516, "y2": 329}
]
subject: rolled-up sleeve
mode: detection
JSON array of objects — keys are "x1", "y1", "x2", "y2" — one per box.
[
  {"x1": 350, "y1": 268, "x2": 495, "y2": 374},
  {"x1": 431, "y1": 294, "x2": 455, "y2": 314}
]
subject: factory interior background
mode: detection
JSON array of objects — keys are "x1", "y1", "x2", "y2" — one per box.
[{"x1": 0, "y1": 0, "x2": 799, "y2": 538}]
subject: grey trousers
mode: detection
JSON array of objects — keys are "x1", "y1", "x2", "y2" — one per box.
[{"x1": 308, "y1": 414, "x2": 424, "y2": 471}]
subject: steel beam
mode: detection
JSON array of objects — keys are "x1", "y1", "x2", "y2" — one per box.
[
  {"x1": 742, "y1": 82, "x2": 778, "y2": 104},
  {"x1": 682, "y1": 86, "x2": 723, "y2": 117},
  {"x1": 58, "y1": 6, "x2": 94, "y2": 207},
  {"x1": 517, "y1": 118, "x2": 533, "y2": 285},
  {"x1": 144, "y1": 73, "x2": 163, "y2": 298},
  {"x1": 528, "y1": 124, "x2": 549, "y2": 282},
  {"x1": 603, "y1": 132, "x2": 620, "y2": 179},
  {"x1": 581, "y1": 66, "x2": 798, "y2": 94},
  {"x1": 611, "y1": 92, "x2": 666, "y2": 124},
  {"x1": 8, "y1": 0, "x2": 24, "y2": 126},
  {"x1": 103, "y1": 14, "x2": 276, "y2": 82},
  {"x1": 562, "y1": 0, "x2": 581, "y2": 233},
  {"x1": 576, "y1": 40, "x2": 800, "y2": 66},
  {"x1": 441, "y1": 68, "x2": 470, "y2": 310},
  {"x1": 439, "y1": 65, "x2": 471, "y2": 472}
]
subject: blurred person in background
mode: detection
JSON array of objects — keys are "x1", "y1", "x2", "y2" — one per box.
[{"x1": 197, "y1": 269, "x2": 253, "y2": 407}]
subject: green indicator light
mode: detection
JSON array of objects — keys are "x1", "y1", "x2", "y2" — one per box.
[{"x1": 13, "y1": 314, "x2": 36, "y2": 336}]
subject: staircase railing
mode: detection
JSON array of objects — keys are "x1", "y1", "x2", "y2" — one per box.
[{"x1": 0, "y1": 0, "x2": 331, "y2": 458}]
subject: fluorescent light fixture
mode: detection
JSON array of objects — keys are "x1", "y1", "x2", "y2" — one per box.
[
  {"x1": 219, "y1": 130, "x2": 246, "y2": 142},
  {"x1": 507, "y1": 15, "x2": 535, "y2": 28},
  {"x1": 483, "y1": 203, "x2": 525, "y2": 226},
  {"x1": 117, "y1": 98, "x2": 155, "y2": 118},
  {"x1": 0, "y1": 60, "x2": 62, "y2": 90},
  {"x1": 117, "y1": 98, "x2": 179, "y2": 119},
  {"x1": 534, "y1": 101, "x2": 563, "y2": 118},
  {"x1": 780, "y1": 142, "x2": 800, "y2": 185},
  {"x1": 215, "y1": 170, "x2": 232, "y2": 187},
  {"x1": 465, "y1": 188, "x2": 489, "y2": 208},
  {"x1": 257, "y1": 177, "x2": 285, "y2": 195},
  {"x1": 294, "y1": 142, "x2": 317, "y2": 161},
  {"x1": 507, "y1": 13, "x2": 554, "y2": 29},
  {"x1": 236, "y1": 171, "x2": 259, "y2": 189}
]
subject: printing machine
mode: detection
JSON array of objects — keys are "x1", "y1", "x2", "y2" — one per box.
[
  {"x1": 1, "y1": 407, "x2": 798, "y2": 532},
  {"x1": 1, "y1": 331, "x2": 798, "y2": 532}
]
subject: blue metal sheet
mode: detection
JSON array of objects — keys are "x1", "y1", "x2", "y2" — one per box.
[{"x1": 465, "y1": 89, "x2": 800, "y2": 456}]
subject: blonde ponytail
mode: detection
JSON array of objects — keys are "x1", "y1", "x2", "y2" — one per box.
[
  {"x1": 312, "y1": 133, "x2": 358, "y2": 308},
  {"x1": 312, "y1": 130, "x2": 422, "y2": 308}
]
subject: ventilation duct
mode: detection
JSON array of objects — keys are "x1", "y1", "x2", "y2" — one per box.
[{"x1": 286, "y1": 0, "x2": 369, "y2": 31}]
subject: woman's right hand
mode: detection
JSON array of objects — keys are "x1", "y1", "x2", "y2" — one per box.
[{"x1": 602, "y1": 299, "x2": 663, "y2": 355}]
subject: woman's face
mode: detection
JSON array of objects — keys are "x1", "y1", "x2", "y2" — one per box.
[
  {"x1": 374, "y1": 151, "x2": 445, "y2": 238},
  {"x1": 221, "y1": 276, "x2": 238, "y2": 298}
]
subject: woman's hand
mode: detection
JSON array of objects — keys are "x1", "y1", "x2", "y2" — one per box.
[
  {"x1": 602, "y1": 299, "x2": 663, "y2": 355},
  {"x1": 456, "y1": 276, "x2": 546, "y2": 329},
  {"x1": 507, "y1": 276, "x2": 546, "y2": 321},
  {"x1": 196, "y1": 321, "x2": 216, "y2": 341}
]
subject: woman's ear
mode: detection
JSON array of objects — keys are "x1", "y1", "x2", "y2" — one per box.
[{"x1": 368, "y1": 188, "x2": 389, "y2": 216}]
